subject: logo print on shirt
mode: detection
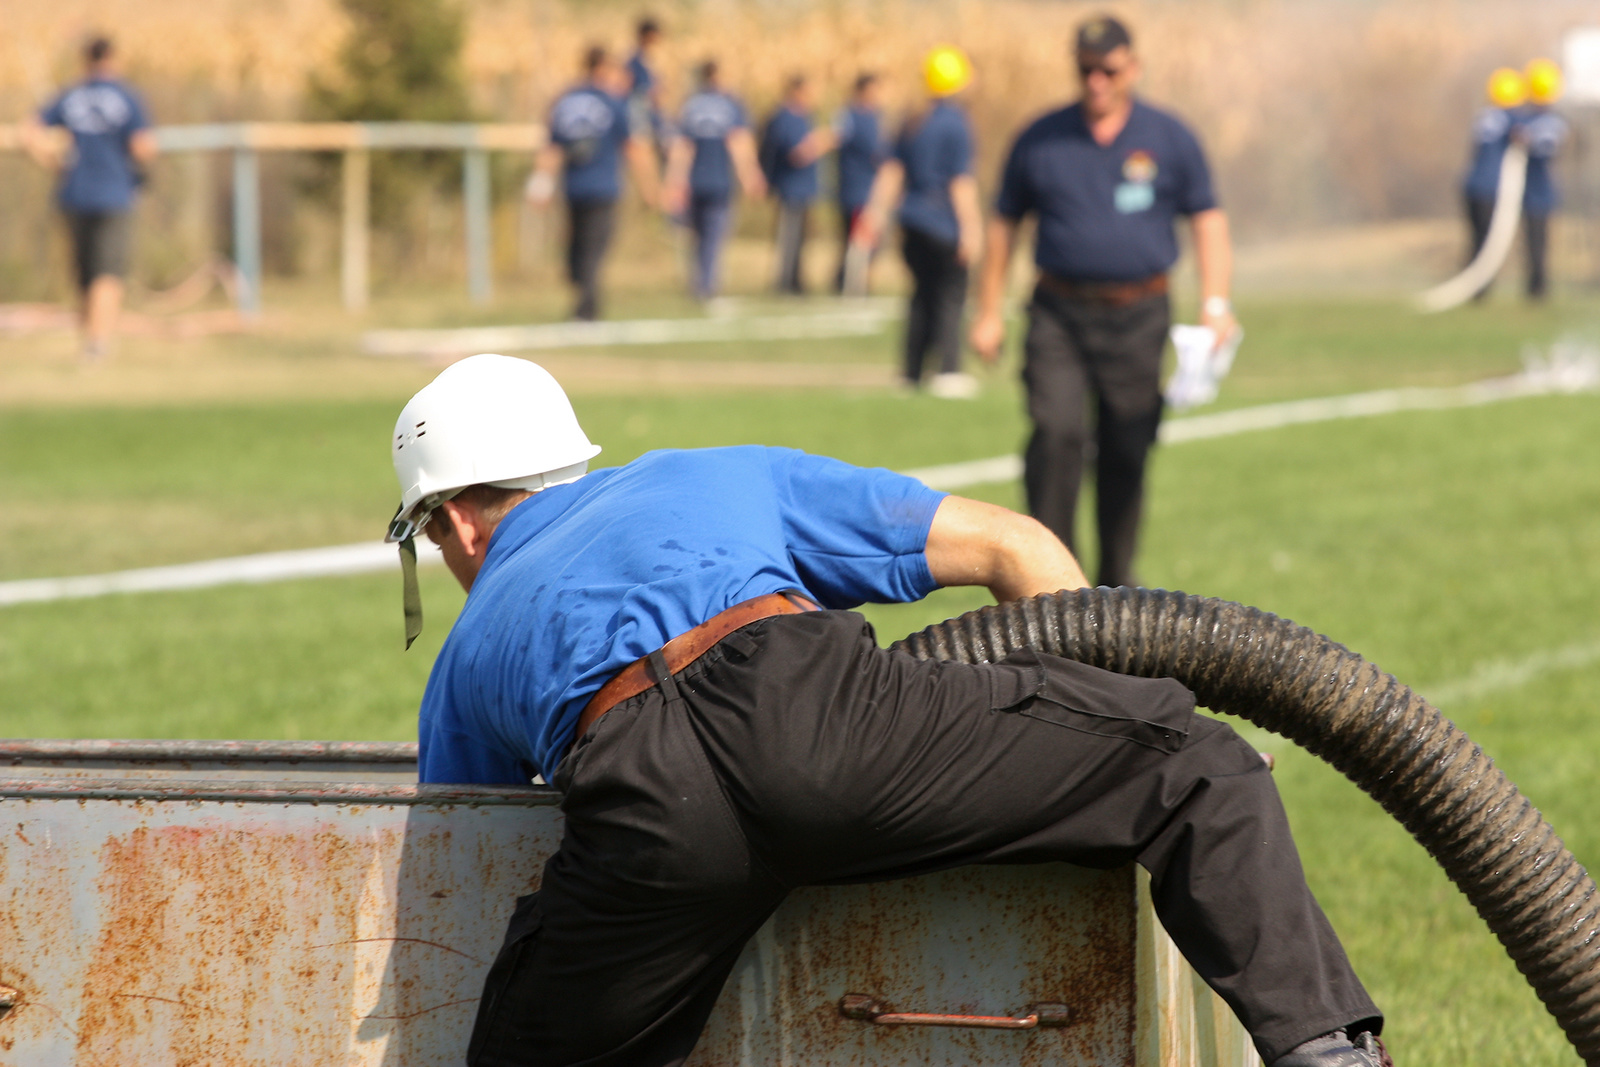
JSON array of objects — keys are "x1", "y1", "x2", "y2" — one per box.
[
  {"x1": 1115, "y1": 149, "x2": 1157, "y2": 213},
  {"x1": 61, "y1": 86, "x2": 132, "y2": 136},
  {"x1": 552, "y1": 93, "x2": 616, "y2": 141}
]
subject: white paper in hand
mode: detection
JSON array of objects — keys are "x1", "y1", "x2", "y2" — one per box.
[{"x1": 1165, "y1": 324, "x2": 1243, "y2": 410}]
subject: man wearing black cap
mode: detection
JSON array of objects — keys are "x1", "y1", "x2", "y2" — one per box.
[{"x1": 971, "y1": 15, "x2": 1238, "y2": 590}]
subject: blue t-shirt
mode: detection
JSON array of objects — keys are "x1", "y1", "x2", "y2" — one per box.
[
  {"x1": 1463, "y1": 106, "x2": 1513, "y2": 202},
  {"x1": 996, "y1": 100, "x2": 1217, "y2": 282},
  {"x1": 40, "y1": 78, "x2": 150, "y2": 213},
  {"x1": 417, "y1": 446, "x2": 946, "y2": 785},
  {"x1": 894, "y1": 101, "x2": 974, "y2": 244},
  {"x1": 680, "y1": 90, "x2": 749, "y2": 199},
  {"x1": 761, "y1": 106, "x2": 819, "y2": 204},
  {"x1": 834, "y1": 105, "x2": 886, "y2": 211},
  {"x1": 1517, "y1": 106, "x2": 1568, "y2": 216},
  {"x1": 549, "y1": 83, "x2": 633, "y2": 203}
]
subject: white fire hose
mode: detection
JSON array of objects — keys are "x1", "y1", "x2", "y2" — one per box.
[{"x1": 1418, "y1": 141, "x2": 1528, "y2": 313}]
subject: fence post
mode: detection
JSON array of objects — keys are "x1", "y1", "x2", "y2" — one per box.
[
  {"x1": 463, "y1": 146, "x2": 492, "y2": 305},
  {"x1": 231, "y1": 145, "x2": 262, "y2": 316},
  {"x1": 341, "y1": 146, "x2": 370, "y2": 311}
]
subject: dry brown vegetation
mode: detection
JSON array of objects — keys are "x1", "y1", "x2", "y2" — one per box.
[{"x1": 0, "y1": 0, "x2": 1591, "y2": 297}]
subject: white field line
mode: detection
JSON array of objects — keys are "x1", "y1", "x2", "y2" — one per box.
[
  {"x1": 1422, "y1": 637, "x2": 1600, "y2": 707},
  {"x1": 362, "y1": 308, "x2": 895, "y2": 358},
  {"x1": 2, "y1": 362, "x2": 1594, "y2": 609}
]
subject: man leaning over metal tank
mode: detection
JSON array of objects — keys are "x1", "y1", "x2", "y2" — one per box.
[{"x1": 383, "y1": 354, "x2": 1390, "y2": 1067}]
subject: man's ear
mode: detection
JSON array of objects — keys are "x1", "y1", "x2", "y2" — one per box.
[{"x1": 437, "y1": 498, "x2": 492, "y2": 559}]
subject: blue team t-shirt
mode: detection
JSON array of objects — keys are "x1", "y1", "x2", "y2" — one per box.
[
  {"x1": 996, "y1": 100, "x2": 1216, "y2": 282},
  {"x1": 549, "y1": 84, "x2": 633, "y2": 203},
  {"x1": 417, "y1": 446, "x2": 946, "y2": 785},
  {"x1": 834, "y1": 105, "x2": 886, "y2": 212},
  {"x1": 761, "y1": 106, "x2": 819, "y2": 204},
  {"x1": 1517, "y1": 106, "x2": 1568, "y2": 216},
  {"x1": 679, "y1": 90, "x2": 749, "y2": 199},
  {"x1": 40, "y1": 78, "x2": 150, "y2": 213},
  {"x1": 894, "y1": 101, "x2": 974, "y2": 245}
]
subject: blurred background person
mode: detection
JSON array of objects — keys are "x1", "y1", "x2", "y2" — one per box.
[
  {"x1": 626, "y1": 15, "x2": 667, "y2": 159},
  {"x1": 1460, "y1": 67, "x2": 1526, "y2": 302},
  {"x1": 663, "y1": 61, "x2": 767, "y2": 302},
  {"x1": 855, "y1": 47, "x2": 982, "y2": 398},
  {"x1": 832, "y1": 72, "x2": 887, "y2": 293},
  {"x1": 759, "y1": 75, "x2": 834, "y2": 294},
  {"x1": 22, "y1": 35, "x2": 156, "y2": 362},
  {"x1": 526, "y1": 46, "x2": 660, "y2": 321},
  {"x1": 1516, "y1": 58, "x2": 1568, "y2": 302},
  {"x1": 970, "y1": 15, "x2": 1235, "y2": 588}
]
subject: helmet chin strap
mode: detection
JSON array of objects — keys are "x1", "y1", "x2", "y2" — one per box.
[{"x1": 400, "y1": 535, "x2": 423, "y2": 649}]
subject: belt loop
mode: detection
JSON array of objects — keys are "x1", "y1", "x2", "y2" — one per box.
[{"x1": 648, "y1": 648, "x2": 682, "y2": 705}]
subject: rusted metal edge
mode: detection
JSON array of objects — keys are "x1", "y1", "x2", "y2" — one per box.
[
  {"x1": 0, "y1": 739, "x2": 419, "y2": 763},
  {"x1": 0, "y1": 776, "x2": 556, "y2": 807}
]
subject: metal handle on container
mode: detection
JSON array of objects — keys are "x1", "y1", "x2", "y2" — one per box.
[{"x1": 840, "y1": 994, "x2": 1071, "y2": 1030}]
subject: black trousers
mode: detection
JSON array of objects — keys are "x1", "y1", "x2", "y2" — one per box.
[
  {"x1": 1022, "y1": 285, "x2": 1169, "y2": 588},
  {"x1": 773, "y1": 200, "x2": 809, "y2": 294},
  {"x1": 1465, "y1": 194, "x2": 1551, "y2": 300},
  {"x1": 64, "y1": 209, "x2": 132, "y2": 293},
  {"x1": 900, "y1": 226, "x2": 968, "y2": 384},
  {"x1": 467, "y1": 610, "x2": 1380, "y2": 1067},
  {"x1": 566, "y1": 198, "x2": 616, "y2": 321}
]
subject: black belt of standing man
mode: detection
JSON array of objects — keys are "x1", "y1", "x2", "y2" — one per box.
[
  {"x1": 1038, "y1": 271, "x2": 1169, "y2": 307},
  {"x1": 572, "y1": 591, "x2": 821, "y2": 746}
]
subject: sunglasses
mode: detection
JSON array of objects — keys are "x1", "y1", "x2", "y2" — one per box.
[{"x1": 1078, "y1": 61, "x2": 1129, "y2": 79}]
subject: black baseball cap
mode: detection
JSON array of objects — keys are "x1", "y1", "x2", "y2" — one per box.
[{"x1": 1076, "y1": 15, "x2": 1132, "y2": 54}]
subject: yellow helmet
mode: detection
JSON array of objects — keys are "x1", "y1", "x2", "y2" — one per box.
[
  {"x1": 924, "y1": 45, "x2": 973, "y2": 97},
  {"x1": 1525, "y1": 58, "x2": 1563, "y2": 105},
  {"x1": 1486, "y1": 67, "x2": 1527, "y2": 109}
]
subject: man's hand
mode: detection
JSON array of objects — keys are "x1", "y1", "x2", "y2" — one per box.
[
  {"x1": 1200, "y1": 300, "x2": 1238, "y2": 350},
  {"x1": 969, "y1": 311, "x2": 1006, "y2": 365},
  {"x1": 925, "y1": 495, "x2": 1088, "y2": 603},
  {"x1": 524, "y1": 171, "x2": 556, "y2": 207}
]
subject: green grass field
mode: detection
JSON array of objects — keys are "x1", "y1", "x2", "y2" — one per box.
[{"x1": 1, "y1": 293, "x2": 1597, "y2": 1064}]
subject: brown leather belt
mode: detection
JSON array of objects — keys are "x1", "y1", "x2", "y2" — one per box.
[
  {"x1": 1038, "y1": 271, "x2": 1169, "y2": 307},
  {"x1": 572, "y1": 591, "x2": 820, "y2": 745}
]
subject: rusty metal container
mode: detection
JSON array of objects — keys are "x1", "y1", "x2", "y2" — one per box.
[{"x1": 0, "y1": 741, "x2": 1257, "y2": 1067}]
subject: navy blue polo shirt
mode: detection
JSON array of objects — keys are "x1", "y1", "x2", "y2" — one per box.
[
  {"x1": 679, "y1": 90, "x2": 749, "y2": 199},
  {"x1": 1516, "y1": 106, "x2": 1568, "y2": 216},
  {"x1": 40, "y1": 78, "x2": 150, "y2": 213},
  {"x1": 416, "y1": 446, "x2": 946, "y2": 785},
  {"x1": 996, "y1": 100, "x2": 1216, "y2": 282},
  {"x1": 834, "y1": 104, "x2": 886, "y2": 212},
  {"x1": 1463, "y1": 106, "x2": 1513, "y2": 202},
  {"x1": 761, "y1": 105, "x2": 819, "y2": 204},
  {"x1": 549, "y1": 83, "x2": 633, "y2": 203},
  {"x1": 894, "y1": 101, "x2": 974, "y2": 245}
]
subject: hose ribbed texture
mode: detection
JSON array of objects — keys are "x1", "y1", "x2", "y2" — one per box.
[{"x1": 891, "y1": 587, "x2": 1600, "y2": 1063}]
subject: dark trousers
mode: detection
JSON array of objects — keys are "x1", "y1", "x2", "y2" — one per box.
[
  {"x1": 773, "y1": 200, "x2": 809, "y2": 293},
  {"x1": 1022, "y1": 286, "x2": 1169, "y2": 587},
  {"x1": 467, "y1": 610, "x2": 1380, "y2": 1067},
  {"x1": 64, "y1": 209, "x2": 132, "y2": 293},
  {"x1": 834, "y1": 203, "x2": 866, "y2": 292},
  {"x1": 565, "y1": 198, "x2": 616, "y2": 321},
  {"x1": 1465, "y1": 194, "x2": 1552, "y2": 300},
  {"x1": 688, "y1": 194, "x2": 732, "y2": 300},
  {"x1": 900, "y1": 226, "x2": 968, "y2": 384}
]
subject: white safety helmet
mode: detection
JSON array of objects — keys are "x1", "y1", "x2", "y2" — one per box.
[{"x1": 385, "y1": 354, "x2": 601, "y2": 544}]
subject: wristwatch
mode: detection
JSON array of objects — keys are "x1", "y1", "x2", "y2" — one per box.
[{"x1": 1203, "y1": 295, "x2": 1232, "y2": 317}]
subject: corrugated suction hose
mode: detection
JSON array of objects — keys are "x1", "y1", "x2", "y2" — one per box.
[{"x1": 891, "y1": 586, "x2": 1600, "y2": 1063}]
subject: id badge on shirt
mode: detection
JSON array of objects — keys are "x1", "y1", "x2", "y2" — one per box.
[{"x1": 1114, "y1": 181, "x2": 1155, "y2": 214}]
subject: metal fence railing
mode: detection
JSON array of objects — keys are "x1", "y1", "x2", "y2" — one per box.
[{"x1": 0, "y1": 122, "x2": 547, "y2": 315}]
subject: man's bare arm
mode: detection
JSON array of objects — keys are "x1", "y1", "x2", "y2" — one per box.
[
  {"x1": 1191, "y1": 207, "x2": 1237, "y2": 341},
  {"x1": 728, "y1": 128, "x2": 767, "y2": 198},
  {"x1": 968, "y1": 216, "x2": 1018, "y2": 362},
  {"x1": 924, "y1": 494, "x2": 1088, "y2": 603},
  {"x1": 851, "y1": 158, "x2": 904, "y2": 245},
  {"x1": 130, "y1": 128, "x2": 158, "y2": 164},
  {"x1": 949, "y1": 173, "x2": 983, "y2": 266},
  {"x1": 524, "y1": 144, "x2": 564, "y2": 206}
]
